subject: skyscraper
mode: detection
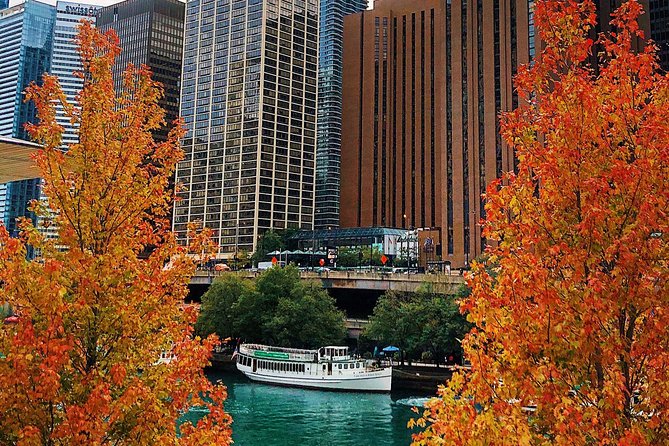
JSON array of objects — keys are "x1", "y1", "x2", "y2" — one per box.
[
  {"x1": 314, "y1": 0, "x2": 367, "y2": 229},
  {"x1": 0, "y1": 0, "x2": 55, "y2": 236},
  {"x1": 52, "y1": 2, "x2": 99, "y2": 147},
  {"x1": 648, "y1": 1, "x2": 669, "y2": 70},
  {"x1": 174, "y1": 0, "x2": 319, "y2": 258},
  {"x1": 97, "y1": 0, "x2": 185, "y2": 141},
  {"x1": 340, "y1": 0, "x2": 533, "y2": 268},
  {"x1": 32, "y1": 1, "x2": 99, "y2": 245}
]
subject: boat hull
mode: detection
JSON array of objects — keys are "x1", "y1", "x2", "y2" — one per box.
[{"x1": 237, "y1": 365, "x2": 392, "y2": 392}]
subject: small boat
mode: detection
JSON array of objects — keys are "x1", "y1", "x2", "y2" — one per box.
[{"x1": 235, "y1": 344, "x2": 392, "y2": 392}]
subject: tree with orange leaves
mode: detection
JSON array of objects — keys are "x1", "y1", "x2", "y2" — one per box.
[
  {"x1": 0, "y1": 22, "x2": 232, "y2": 445},
  {"x1": 411, "y1": 1, "x2": 669, "y2": 444}
]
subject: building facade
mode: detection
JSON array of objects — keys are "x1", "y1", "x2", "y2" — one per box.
[
  {"x1": 174, "y1": 0, "x2": 319, "y2": 258},
  {"x1": 51, "y1": 2, "x2": 99, "y2": 147},
  {"x1": 314, "y1": 0, "x2": 367, "y2": 229},
  {"x1": 648, "y1": 0, "x2": 668, "y2": 70},
  {"x1": 340, "y1": 0, "x2": 533, "y2": 267},
  {"x1": 97, "y1": 0, "x2": 185, "y2": 140},
  {"x1": 0, "y1": 0, "x2": 55, "y2": 236}
]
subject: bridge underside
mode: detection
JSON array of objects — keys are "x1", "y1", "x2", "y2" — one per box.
[{"x1": 0, "y1": 137, "x2": 42, "y2": 183}]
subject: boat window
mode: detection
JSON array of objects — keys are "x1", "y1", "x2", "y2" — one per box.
[
  {"x1": 323, "y1": 364, "x2": 326, "y2": 371},
  {"x1": 344, "y1": 364, "x2": 348, "y2": 369},
  {"x1": 356, "y1": 362, "x2": 361, "y2": 368},
  {"x1": 338, "y1": 364, "x2": 342, "y2": 369}
]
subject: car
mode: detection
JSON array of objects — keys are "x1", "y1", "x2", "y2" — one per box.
[{"x1": 214, "y1": 263, "x2": 231, "y2": 272}]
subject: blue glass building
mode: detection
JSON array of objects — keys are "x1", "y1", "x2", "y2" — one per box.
[
  {"x1": 314, "y1": 0, "x2": 367, "y2": 229},
  {"x1": 0, "y1": 0, "x2": 55, "y2": 237}
]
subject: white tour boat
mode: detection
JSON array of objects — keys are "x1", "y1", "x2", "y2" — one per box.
[{"x1": 235, "y1": 344, "x2": 392, "y2": 392}]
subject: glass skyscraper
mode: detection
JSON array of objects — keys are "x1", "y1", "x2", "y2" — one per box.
[
  {"x1": 650, "y1": 0, "x2": 669, "y2": 71},
  {"x1": 97, "y1": 0, "x2": 185, "y2": 141},
  {"x1": 175, "y1": 0, "x2": 319, "y2": 258},
  {"x1": 0, "y1": 0, "x2": 55, "y2": 236},
  {"x1": 314, "y1": 0, "x2": 366, "y2": 229}
]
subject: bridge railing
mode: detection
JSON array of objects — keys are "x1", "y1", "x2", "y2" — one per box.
[
  {"x1": 191, "y1": 269, "x2": 465, "y2": 293},
  {"x1": 193, "y1": 269, "x2": 463, "y2": 281}
]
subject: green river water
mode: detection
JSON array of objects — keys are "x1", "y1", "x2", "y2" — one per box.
[{"x1": 183, "y1": 371, "x2": 435, "y2": 445}]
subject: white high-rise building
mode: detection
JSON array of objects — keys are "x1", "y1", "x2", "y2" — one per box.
[
  {"x1": 175, "y1": 0, "x2": 319, "y2": 258},
  {"x1": 52, "y1": 2, "x2": 99, "y2": 147},
  {"x1": 36, "y1": 2, "x2": 98, "y2": 244}
]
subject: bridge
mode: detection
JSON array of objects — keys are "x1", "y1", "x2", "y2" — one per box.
[
  {"x1": 191, "y1": 269, "x2": 465, "y2": 295},
  {"x1": 345, "y1": 318, "x2": 368, "y2": 338},
  {"x1": 0, "y1": 137, "x2": 42, "y2": 183}
]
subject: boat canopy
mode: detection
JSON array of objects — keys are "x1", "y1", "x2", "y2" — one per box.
[{"x1": 319, "y1": 346, "x2": 349, "y2": 360}]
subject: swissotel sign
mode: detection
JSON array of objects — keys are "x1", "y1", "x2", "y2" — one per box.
[{"x1": 65, "y1": 5, "x2": 98, "y2": 16}]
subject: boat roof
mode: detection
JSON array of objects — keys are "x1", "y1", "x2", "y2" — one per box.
[{"x1": 242, "y1": 343, "x2": 318, "y2": 354}]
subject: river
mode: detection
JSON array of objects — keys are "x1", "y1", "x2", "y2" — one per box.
[{"x1": 183, "y1": 370, "x2": 435, "y2": 445}]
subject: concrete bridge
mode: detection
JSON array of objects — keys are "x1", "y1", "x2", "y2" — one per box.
[
  {"x1": 345, "y1": 318, "x2": 369, "y2": 339},
  {"x1": 191, "y1": 269, "x2": 465, "y2": 295}
]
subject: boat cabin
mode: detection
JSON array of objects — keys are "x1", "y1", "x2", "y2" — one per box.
[{"x1": 318, "y1": 346, "x2": 349, "y2": 361}]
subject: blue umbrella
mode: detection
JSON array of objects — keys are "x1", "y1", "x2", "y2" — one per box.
[{"x1": 382, "y1": 345, "x2": 400, "y2": 353}]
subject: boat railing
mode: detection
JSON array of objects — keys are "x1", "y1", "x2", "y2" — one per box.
[{"x1": 240, "y1": 343, "x2": 318, "y2": 362}]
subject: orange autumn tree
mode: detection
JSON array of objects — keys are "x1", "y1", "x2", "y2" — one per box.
[
  {"x1": 0, "y1": 22, "x2": 232, "y2": 445},
  {"x1": 411, "y1": 1, "x2": 669, "y2": 445}
]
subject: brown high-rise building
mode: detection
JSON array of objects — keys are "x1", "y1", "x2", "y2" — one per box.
[{"x1": 340, "y1": 0, "x2": 533, "y2": 267}]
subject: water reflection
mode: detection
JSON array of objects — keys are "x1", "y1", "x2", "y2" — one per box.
[{"x1": 186, "y1": 370, "x2": 433, "y2": 446}]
